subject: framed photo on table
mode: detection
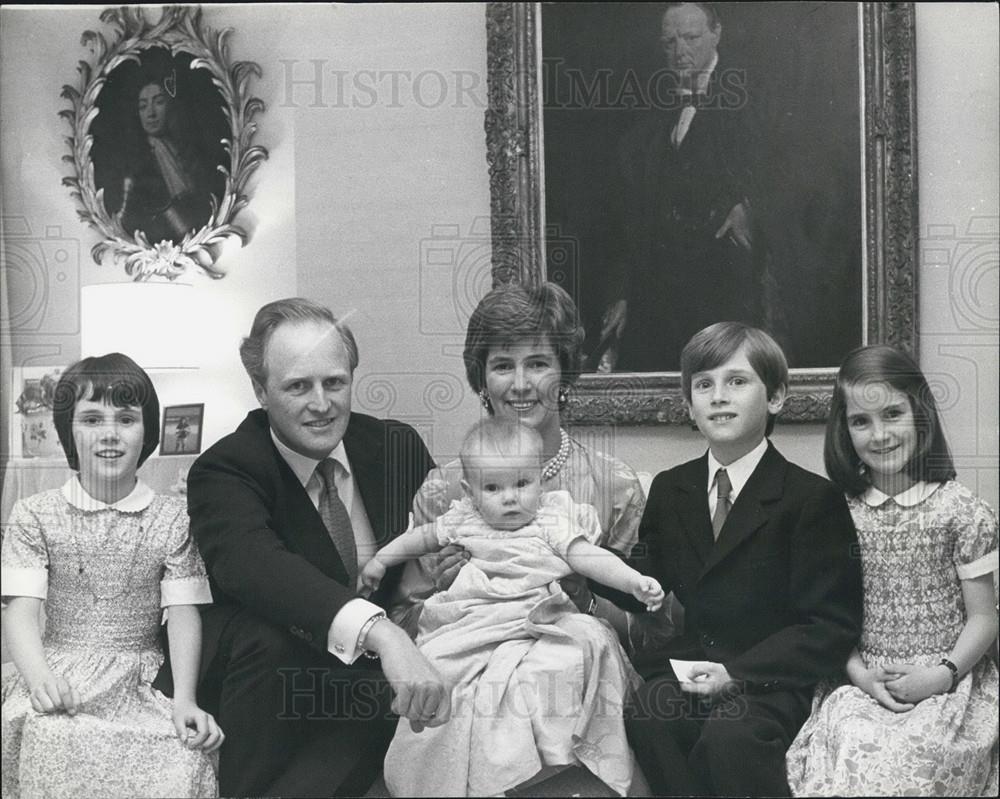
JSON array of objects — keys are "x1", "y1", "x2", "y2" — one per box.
[
  {"x1": 484, "y1": 2, "x2": 918, "y2": 423},
  {"x1": 160, "y1": 403, "x2": 204, "y2": 456},
  {"x1": 10, "y1": 366, "x2": 67, "y2": 459}
]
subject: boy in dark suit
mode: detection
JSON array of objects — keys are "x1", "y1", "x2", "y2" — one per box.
[{"x1": 626, "y1": 322, "x2": 862, "y2": 796}]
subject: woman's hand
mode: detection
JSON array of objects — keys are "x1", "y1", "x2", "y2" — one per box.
[
  {"x1": 427, "y1": 544, "x2": 470, "y2": 592},
  {"x1": 880, "y1": 662, "x2": 953, "y2": 706},
  {"x1": 171, "y1": 697, "x2": 225, "y2": 753},
  {"x1": 27, "y1": 672, "x2": 80, "y2": 715},
  {"x1": 559, "y1": 572, "x2": 595, "y2": 613}
]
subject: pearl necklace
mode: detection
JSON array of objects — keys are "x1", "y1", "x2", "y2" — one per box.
[{"x1": 542, "y1": 428, "x2": 571, "y2": 482}]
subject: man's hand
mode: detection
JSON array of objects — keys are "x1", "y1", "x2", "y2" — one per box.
[
  {"x1": 715, "y1": 201, "x2": 752, "y2": 250},
  {"x1": 681, "y1": 661, "x2": 737, "y2": 697},
  {"x1": 880, "y1": 662, "x2": 952, "y2": 706},
  {"x1": 600, "y1": 300, "x2": 628, "y2": 342},
  {"x1": 365, "y1": 619, "x2": 451, "y2": 733},
  {"x1": 426, "y1": 544, "x2": 470, "y2": 592},
  {"x1": 27, "y1": 672, "x2": 80, "y2": 715}
]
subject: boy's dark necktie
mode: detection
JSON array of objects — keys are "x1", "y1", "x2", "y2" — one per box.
[
  {"x1": 712, "y1": 468, "x2": 732, "y2": 539},
  {"x1": 316, "y1": 458, "x2": 358, "y2": 586}
]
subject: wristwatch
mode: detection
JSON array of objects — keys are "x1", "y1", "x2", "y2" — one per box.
[{"x1": 938, "y1": 658, "x2": 959, "y2": 693}]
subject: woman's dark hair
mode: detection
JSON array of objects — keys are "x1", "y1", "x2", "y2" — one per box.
[
  {"x1": 463, "y1": 282, "x2": 585, "y2": 404},
  {"x1": 53, "y1": 353, "x2": 161, "y2": 471},
  {"x1": 825, "y1": 344, "x2": 956, "y2": 496}
]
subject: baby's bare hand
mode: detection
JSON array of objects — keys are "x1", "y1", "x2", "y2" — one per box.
[{"x1": 634, "y1": 576, "x2": 665, "y2": 612}]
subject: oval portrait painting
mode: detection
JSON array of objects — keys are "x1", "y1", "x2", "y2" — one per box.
[{"x1": 91, "y1": 47, "x2": 229, "y2": 245}]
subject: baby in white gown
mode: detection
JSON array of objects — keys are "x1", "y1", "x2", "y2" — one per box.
[{"x1": 360, "y1": 418, "x2": 662, "y2": 796}]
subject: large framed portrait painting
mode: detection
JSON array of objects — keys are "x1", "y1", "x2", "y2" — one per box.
[{"x1": 485, "y1": 2, "x2": 917, "y2": 423}]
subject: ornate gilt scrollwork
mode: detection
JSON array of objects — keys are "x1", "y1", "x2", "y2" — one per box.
[{"x1": 60, "y1": 6, "x2": 267, "y2": 279}]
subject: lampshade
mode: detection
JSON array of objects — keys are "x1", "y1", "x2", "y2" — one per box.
[{"x1": 81, "y1": 282, "x2": 199, "y2": 370}]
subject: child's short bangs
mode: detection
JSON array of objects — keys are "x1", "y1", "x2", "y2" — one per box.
[{"x1": 74, "y1": 375, "x2": 154, "y2": 410}]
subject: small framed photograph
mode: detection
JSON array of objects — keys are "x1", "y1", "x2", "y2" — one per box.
[
  {"x1": 160, "y1": 404, "x2": 204, "y2": 456},
  {"x1": 11, "y1": 366, "x2": 67, "y2": 459}
]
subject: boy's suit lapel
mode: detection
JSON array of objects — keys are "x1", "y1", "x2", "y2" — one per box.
[
  {"x1": 701, "y1": 444, "x2": 786, "y2": 577},
  {"x1": 675, "y1": 456, "x2": 716, "y2": 565}
]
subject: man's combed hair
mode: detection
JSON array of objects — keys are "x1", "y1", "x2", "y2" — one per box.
[
  {"x1": 52, "y1": 353, "x2": 161, "y2": 471},
  {"x1": 239, "y1": 297, "x2": 359, "y2": 386}
]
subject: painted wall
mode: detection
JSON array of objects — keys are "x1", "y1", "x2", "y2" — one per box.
[{"x1": 2, "y1": 3, "x2": 997, "y2": 507}]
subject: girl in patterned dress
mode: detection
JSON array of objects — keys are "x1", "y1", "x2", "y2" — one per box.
[
  {"x1": 786, "y1": 345, "x2": 999, "y2": 796},
  {"x1": 2, "y1": 353, "x2": 222, "y2": 798}
]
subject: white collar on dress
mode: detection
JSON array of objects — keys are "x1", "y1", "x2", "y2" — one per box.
[
  {"x1": 861, "y1": 480, "x2": 942, "y2": 507},
  {"x1": 269, "y1": 428, "x2": 351, "y2": 488},
  {"x1": 62, "y1": 476, "x2": 155, "y2": 512}
]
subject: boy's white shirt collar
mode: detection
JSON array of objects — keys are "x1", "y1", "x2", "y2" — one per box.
[
  {"x1": 270, "y1": 428, "x2": 351, "y2": 488},
  {"x1": 706, "y1": 438, "x2": 769, "y2": 502},
  {"x1": 62, "y1": 476, "x2": 155, "y2": 512},
  {"x1": 861, "y1": 480, "x2": 941, "y2": 508}
]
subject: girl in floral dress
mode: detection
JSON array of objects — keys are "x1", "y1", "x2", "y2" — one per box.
[
  {"x1": 2, "y1": 353, "x2": 222, "y2": 798},
  {"x1": 786, "y1": 345, "x2": 998, "y2": 796}
]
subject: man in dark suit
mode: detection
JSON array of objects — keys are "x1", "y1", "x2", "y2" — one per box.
[
  {"x1": 601, "y1": 2, "x2": 761, "y2": 372},
  {"x1": 626, "y1": 322, "x2": 862, "y2": 796},
  {"x1": 155, "y1": 298, "x2": 449, "y2": 797}
]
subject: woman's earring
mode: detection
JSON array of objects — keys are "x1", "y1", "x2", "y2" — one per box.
[
  {"x1": 479, "y1": 389, "x2": 493, "y2": 414},
  {"x1": 557, "y1": 387, "x2": 569, "y2": 407}
]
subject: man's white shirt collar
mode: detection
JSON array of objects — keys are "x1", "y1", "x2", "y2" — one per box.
[
  {"x1": 861, "y1": 480, "x2": 940, "y2": 508},
  {"x1": 62, "y1": 476, "x2": 155, "y2": 512},
  {"x1": 270, "y1": 429, "x2": 351, "y2": 488},
  {"x1": 706, "y1": 438, "x2": 768, "y2": 502}
]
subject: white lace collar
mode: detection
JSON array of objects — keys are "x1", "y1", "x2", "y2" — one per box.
[
  {"x1": 861, "y1": 480, "x2": 942, "y2": 508},
  {"x1": 62, "y1": 477, "x2": 155, "y2": 512}
]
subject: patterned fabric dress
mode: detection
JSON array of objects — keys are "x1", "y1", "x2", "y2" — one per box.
[
  {"x1": 383, "y1": 491, "x2": 641, "y2": 797},
  {"x1": 1, "y1": 479, "x2": 216, "y2": 799},
  {"x1": 786, "y1": 481, "x2": 999, "y2": 796}
]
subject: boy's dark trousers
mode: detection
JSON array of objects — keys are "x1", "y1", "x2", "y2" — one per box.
[
  {"x1": 627, "y1": 443, "x2": 863, "y2": 796},
  {"x1": 626, "y1": 670, "x2": 811, "y2": 796}
]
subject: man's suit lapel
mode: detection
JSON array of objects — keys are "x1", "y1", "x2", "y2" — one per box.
[
  {"x1": 674, "y1": 455, "x2": 716, "y2": 565},
  {"x1": 343, "y1": 415, "x2": 387, "y2": 542},
  {"x1": 247, "y1": 411, "x2": 351, "y2": 583},
  {"x1": 701, "y1": 444, "x2": 786, "y2": 577}
]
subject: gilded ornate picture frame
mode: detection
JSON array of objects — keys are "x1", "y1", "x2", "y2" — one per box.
[
  {"x1": 485, "y1": 2, "x2": 918, "y2": 424},
  {"x1": 61, "y1": 6, "x2": 268, "y2": 279}
]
